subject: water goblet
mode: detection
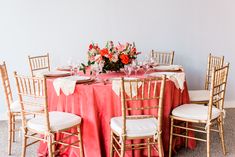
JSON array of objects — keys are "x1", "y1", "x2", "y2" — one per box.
[
  {"x1": 132, "y1": 60, "x2": 138, "y2": 75},
  {"x1": 124, "y1": 65, "x2": 131, "y2": 77},
  {"x1": 142, "y1": 61, "x2": 150, "y2": 74}
]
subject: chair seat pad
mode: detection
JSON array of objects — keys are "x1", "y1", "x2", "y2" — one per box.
[
  {"x1": 172, "y1": 104, "x2": 221, "y2": 121},
  {"x1": 189, "y1": 90, "x2": 210, "y2": 102},
  {"x1": 27, "y1": 111, "x2": 81, "y2": 133},
  {"x1": 110, "y1": 116, "x2": 158, "y2": 137},
  {"x1": 10, "y1": 101, "x2": 44, "y2": 113}
]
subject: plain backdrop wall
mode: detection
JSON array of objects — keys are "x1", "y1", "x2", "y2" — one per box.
[{"x1": 0, "y1": 0, "x2": 235, "y2": 118}]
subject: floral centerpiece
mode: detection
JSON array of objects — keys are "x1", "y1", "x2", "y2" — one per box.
[{"x1": 81, "y1": 41, "x2": 140, "y2": 73}]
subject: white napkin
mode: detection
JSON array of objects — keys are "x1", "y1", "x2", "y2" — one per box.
[
  {"x1": 112, "y1": 78, "x2": 142, "y2": 97},
  {"x1": 148, "y1": 72, "x2": 185, "y2": 91},
  {"x1": 153, "y1": 65, "x2": 183, "y2": 71},
  {"x1": 53, "y1": 77, "x2": 77, "y2": 96}
]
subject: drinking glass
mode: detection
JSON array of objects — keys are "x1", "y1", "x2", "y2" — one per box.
[
  {"x1": 132, "y1": 60, "x2": 138, "y2": 75},
  {"x1": 124, "y1": 65, "x2": 132, "y2": 77},
  {"x1": 143, "y1": 61, "x2": 150, "y2": 74},
  {"x1": 73, "y1": 61, "x2": 80, "y2": 75}
]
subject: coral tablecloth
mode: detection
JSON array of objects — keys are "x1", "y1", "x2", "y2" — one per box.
[{"x1": 38, "y1": 72, "x2": 195, "y2": 157}]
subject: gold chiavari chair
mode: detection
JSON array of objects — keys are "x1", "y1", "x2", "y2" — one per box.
[
  {"x1": 169, "y1": 63, "x2": 229, "y2": 157},
  {"x1": 14, "y1": 72, "x2": 83, "y2": 157},
  {"x1": 28, "y1": 53, "x2": 50, "y2": 76},
  {"x1": 110, "y1": 76, "x2": 166, "y2": 157},
  {"x1": 151, "y1": 50, "x2": 175, "y2": 65},
  {"x1": 189, "y1": 53, "x2": 224, "y2": 104},
  {"x1": 0, "y1": 61, "x2": 43, "y2": 155},
  {"x1": 0, "y1": 61, "x2": 21, "y2": 155}
]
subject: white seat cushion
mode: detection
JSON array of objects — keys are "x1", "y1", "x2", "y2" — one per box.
[
  {"x1": 189, "y1": 90, "x2": 210, "y2": 102},
  {"x1": 172, "y1": 104, "x2": 221, "y2": 121},
  {"x1": 10, "y1": 100, "x2": 44, "y2": 113},
  {"x1": 110, "y1": 116, "x2": 158, "y2": 137},
  {"x1": 27, "y1": 111, "x2": 81, "y2": 133}
]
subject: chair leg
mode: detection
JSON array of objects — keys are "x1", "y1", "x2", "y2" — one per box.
[
  {"x1": 110, "y1": 130, "x2": 114, "y2": 157},
  {"x1": 158, "y1": 135, "x2": 164, "y2": 157},
  {"x1": 206, "y1": 125, "x2": 211, "y2": 157},
  {"x1": 47, "y1": 137, "x2": 53, "y2": 157},
  {"x1": 12, "y1": 115, "x2": 16, "y2": 142},
  {"x1": 120, "y1": 136, "x2": 126, "y2": 157},
  {"x1": 51, "y1": 134, "x2": 55, "y2": 157},
  {"x1": 21, "y1": 130, "x2": 27, "y2": 157},
  {"x1": 77, "y1": 125, "x2": 84, "y2": 157},
  {"x1": 218, "y1": 118, "x2": 226, "y2": 155},
  {"x1": 8, "y1": 114, "x2": 12, "y2": 155},
  {"x1": 185, "y1": 122, "x2": 188, "y2": 148},
  {"x1": 169, "y1": 118, "x2": 174, "y2": 157},
  {"x1": 147, "y1": 138, "x2": 151, "y2": 157}
]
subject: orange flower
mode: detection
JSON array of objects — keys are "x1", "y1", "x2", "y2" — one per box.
[
  {"x1": 120, "y1": 54, "x2": 130, "y2": 64},
  {"x1": 100, "y1": 48, "x2": 109, "y2": 56}
]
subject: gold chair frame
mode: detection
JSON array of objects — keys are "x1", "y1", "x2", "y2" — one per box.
[
  {"x1": 151, "y1": 50, "x2": 175, "y2": 65},
  {"x1": 169, "y1": 63, "x2": 229, "y2": 157},
  {"x1": 28, "y1": 53, "x2": 50, "y2": 76},
  {"x1": 110, "y1": 76, "x2": 166, "y2": 157},
  {"x1": 190, "y1": 53, "x2": 224, "y2": 104},
  {"x1": 0, "y1": 62, "x2": 20, "y2": 155},
  {"x1": 14, "y1": 72, "x2": 83, "y2": 157}
]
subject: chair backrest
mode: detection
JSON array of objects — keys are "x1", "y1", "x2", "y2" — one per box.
[
  {"x1": 0, "y1": 61, "x2": 13, "y2": 112},
  {"x1": 208, "y1": 63, "x2": 229, "y2": 121},
  {"x1": 120, "y1": 76, "x2": 166, "y2": 136},
  {"x1": 151, "y1": 50, "x2": 174, "y2": 65},
  {"x1": 28, "y1": 53, "x2": 50, "y2": 76},
  {"x1": 205, "y1": 53, "x2": 224, "y2": 90},
  {"x1": 14, "y1": 72, "x2": 50, "y2": 132}
]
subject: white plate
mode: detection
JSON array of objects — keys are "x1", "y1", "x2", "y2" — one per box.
[
  {"x1": 109, "y1": 77, "x2": 139, "y2": 81},
  {"x1": 123, "y1": 77, "x2": 139, "y2": 80},
  {"x1": 56, "y1": 66, "x2": 72, "y2": 71},
  {"x1": 147, "y1": 72, "x2": 175, "y2": 77},
  {"x1": 153, "y1": 65, "x2": 182, "y2": 71},
  {"x1": 64, "y1": 75, "x2": 92, "y2": 83},
  {"x1": 43, "y1": 71, "x2": 71, "y2": 77}
]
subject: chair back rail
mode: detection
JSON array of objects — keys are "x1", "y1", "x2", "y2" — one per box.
[
  {"x1": 151, "y1": 50, "x2": 174, "y2": 65},
  {"x1": 0, "y1": 61, "x2": 13, "y2": 112},
  {"x1": 28, "y1": 53, "x2": 50, "y2": 76},
  {"x1": 208, "y1": 63, "x2": 229, "y2": 120},
  {"x1": 205, "y1": 53, "x2": 224, "y2": 90},
  {"x1": 120, "y1": 76, "x2": 166, "y2": 136},
  {"x1": 14, "y1": 72, "x2": 50, "y2": 132}
]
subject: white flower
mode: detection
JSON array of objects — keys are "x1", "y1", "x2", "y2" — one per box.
[
  {"x1": 90, "y1": 48, "x2": 98, "y2": 56},
  {"x1": 111, "y1": 54, "x2": 119, "y2": 63},
  {"x1": 95, "y1": 54, "x2": 101, "y2": 61}
]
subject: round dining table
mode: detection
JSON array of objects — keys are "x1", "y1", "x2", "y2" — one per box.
[{"x1": 38, "y1": 70, "x2": 196, "y2": 157}]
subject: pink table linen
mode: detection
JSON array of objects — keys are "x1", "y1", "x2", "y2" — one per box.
[{"x1": 38, "y1": 71, "x2": 195, "y2": 157}]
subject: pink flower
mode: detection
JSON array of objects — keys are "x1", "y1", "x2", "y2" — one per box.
[
  {"x1": 116, "y1": 43, "x2": 126, "y2": 52},
  {"x1": 110, "y1": 54, "x2": 119, "y2": 63}
]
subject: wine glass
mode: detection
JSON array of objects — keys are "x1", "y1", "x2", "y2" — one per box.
[
  {"x1": 132, "y1": 60, "x2": 138, "y2": 75},
  {"x1": 73, "y1": 61, "x2": 80, "y2": 76},
  {"x1": 124, "y1": 65, "x2": 132, "y2": 77},
  {"x1": 150, "y1": 56, "x2": 156, "y2": 66},
  {"x1": 143, "y1": 60, "x2": 150, "y2": 74},
  {"x1": 67, "y1": 58, "x2": 75, "y2": 75}
]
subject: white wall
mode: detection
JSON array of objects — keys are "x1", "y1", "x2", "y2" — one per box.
[{"x1": 0, "y1": 0, "x2": 235, "y2": 118}]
